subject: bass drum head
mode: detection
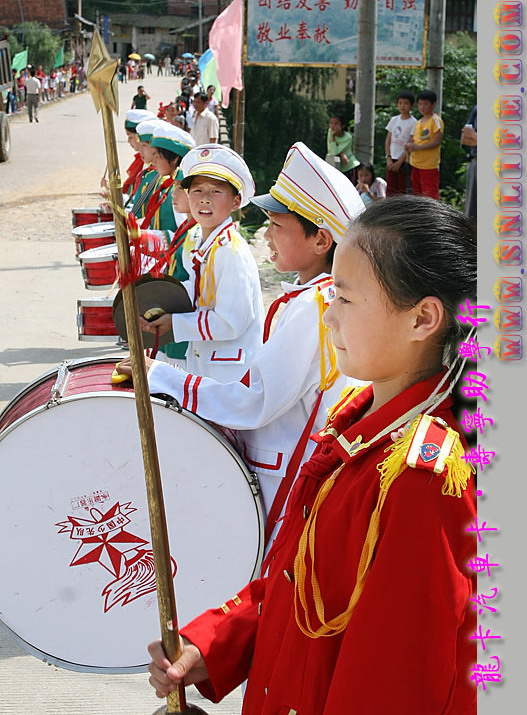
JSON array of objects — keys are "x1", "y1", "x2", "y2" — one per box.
[{"x1": 0, "y1": 390, "x2": 263, "y2": 673}]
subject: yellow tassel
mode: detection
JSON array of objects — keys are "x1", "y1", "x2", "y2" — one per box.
[
  {"x1": 441, "y1": 437, "x2": 474, "y2": 498},
  {"x1": 315, "y1": 288, "x2": 339, "y2": 393},
  {"x1": 197, "y1": 230, "x2": 242, "y2": 308},
  {"x1": 377, "y1": 416, "x2": 421, "y2": 492}
]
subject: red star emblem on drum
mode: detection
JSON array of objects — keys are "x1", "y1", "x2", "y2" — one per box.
[{"x1": 56, "y1": 502, "x2": 148, "y2": 578}]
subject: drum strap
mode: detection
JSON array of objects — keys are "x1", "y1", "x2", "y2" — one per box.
[
  {"x1": 128, "y1": 171, "x2": 160, "y2": 216},
  {"x1": 264, "y1": 389, "x2": 324, "y2": 547}
]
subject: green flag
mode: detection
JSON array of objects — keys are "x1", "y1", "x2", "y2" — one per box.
[
  {"x1": 53, "y1": 46, "x2": 64, "y2": 69},
  {"x1": 201, "y1": 54, "x2": 222, "y2": 105},
  {"x1": 11, "y1": 49, "x2": 28, "y2": 73}
]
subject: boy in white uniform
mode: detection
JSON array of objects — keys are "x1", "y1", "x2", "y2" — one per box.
[
  {"x1": 138, "y1": 144, "x2": 264, "y2": 383},
  {"x1": 118, "y1": 143, "x2": 364, "y2": 544}
]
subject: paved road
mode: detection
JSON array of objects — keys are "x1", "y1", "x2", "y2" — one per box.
[{"x1": 0, "y1": 76, "x2": 242, "y2": 714}]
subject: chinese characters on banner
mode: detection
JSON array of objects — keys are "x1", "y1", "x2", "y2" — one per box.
[
  {"x1": 468, "y1": 0, "x2": 527, "y2": 696},
  {"x1": 246, "y1": 0, "x2": 426, "y2": 66}
]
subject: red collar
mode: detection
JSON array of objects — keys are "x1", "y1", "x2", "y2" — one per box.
[{"x1": 313, "y1": 369, "x2": 453, "y2": 464}]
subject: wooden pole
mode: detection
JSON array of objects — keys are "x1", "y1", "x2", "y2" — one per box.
[
  {"x1": 87, "y1": 29, "x2": 206, "y2": 715},
  {"x1": 353, "y1": 0, "x2": 377, "y2": 164}
]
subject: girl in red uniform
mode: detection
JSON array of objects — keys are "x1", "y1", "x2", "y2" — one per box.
[{"x1": 148, "y1": 195, "x2": 477, "y2": 714}]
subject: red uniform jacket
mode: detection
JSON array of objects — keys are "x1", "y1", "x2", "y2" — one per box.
[{"x1": 181, "y1": 372, "x2": 477, "y2": 714}]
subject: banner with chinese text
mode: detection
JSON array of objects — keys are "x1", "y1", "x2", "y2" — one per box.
[{"x1": 246, "y1": 0, "x2": 426, "y2": 67}]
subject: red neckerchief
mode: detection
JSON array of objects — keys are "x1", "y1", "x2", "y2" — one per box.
[
  {"x1": 147, "y1": 217, "x2": 198, "y2": 276},
  {"x1": 263, "y1": 276, "x2": 333, "y2": 343},
  {"x1": 122, "y1": 153, "x2": 144, "y2": 195},
  {"x1": 140, "y1": 176, "x2": 175, "y2": 229}
]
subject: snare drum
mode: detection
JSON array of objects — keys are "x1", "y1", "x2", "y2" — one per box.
[
  {"x1": 78, "y1": 243, "x2": 118, "y2": 290},
  {"x1": 77, "y1": 297, "x2": 118, "y2": 341},
  {"x1": 72, "y1": 221, "x2": 116, "y2": 257},
  {"x1": 0, "y1": 358, "x2": 263, "y2": 673},
  {"x1": 72, "y1": 208, "x2": 114, "y2": 229}
]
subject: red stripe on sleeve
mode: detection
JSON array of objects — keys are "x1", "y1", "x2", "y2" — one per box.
[
  {"x1": 197, "y1": 311, "x2": 207, "y2": 340},
  {"x1": 182, "y1": 374, "x2": 193, "y2": 409},
  {"x1": 191, "y1": 376, "x2": 202, "y2": 413},
  {"x1": 204, "y1": 311, "x2": 213, "y2": 340}
]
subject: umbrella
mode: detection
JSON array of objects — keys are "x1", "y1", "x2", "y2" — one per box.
[
  {"x1": 181, "y1": 52, "x2": 194, "y2": 59},
  {"x1": 144, "y1": 53, "x2": 155, "y2": 60},
  {"x1": 128, "y1": 53, "x2": 141, "y2": 60}
]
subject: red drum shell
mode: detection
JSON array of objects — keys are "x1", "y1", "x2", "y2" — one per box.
[
  {"x1": 72, "y1": 222, "x2": 116, "y2": 257},
  {"x1": 0, "y1": 360, "x2": 133, "y2": 434},
  {"x1": 77, "y1": 298, "x2": 118, "y2": 341},
  {"x1": 78, "y1": 244, "x2": 118, "y2": 290},
  {"x1": 71, "y1": 208, "x2": 100, "y2": 228},
  {"x1": 99, "y1": 209, "x2": 114, "y2": 223}
]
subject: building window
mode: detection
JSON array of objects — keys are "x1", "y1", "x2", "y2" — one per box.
[
  {"x1": 140, "y1": 26, "x2": 156, "y2": 34},
  {"x1": 446, "y1": 0, "x2": 476, "y2": 33}
]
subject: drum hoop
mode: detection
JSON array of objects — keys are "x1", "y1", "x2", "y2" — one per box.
[
  {"x1": 0, "y1": 620, "x2": 148, "y2": 675},
  {"x1": 0, "y1": 357, "x2": 121, "y2": 426}
]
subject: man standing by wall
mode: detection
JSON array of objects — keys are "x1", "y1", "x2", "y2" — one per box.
[
  {"x1": 24, "y1": 68, "x2": 41, "y2": 123},
  {"x1": 190, "y1": 92, "x2": 219, "y2": 146}
]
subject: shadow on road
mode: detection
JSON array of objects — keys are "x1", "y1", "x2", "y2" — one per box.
[
  {"x1": 0, "y1": 261, "x2": 78, "y2": 272},
  {"x1": 1, "y1": 346, "x2": 122, "y2": 369}
]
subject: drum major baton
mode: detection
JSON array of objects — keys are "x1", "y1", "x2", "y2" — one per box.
[{"x1": 87, "y1": 29, "x2": 207, "y2": 715}]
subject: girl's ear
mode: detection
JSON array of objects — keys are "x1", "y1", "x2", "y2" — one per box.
[
  {"x1": 411, "y1": 296, "x2": 445, "y2": 342},
  {"x1": 313, "y1": 228, "x2": 333, "y2": 256}
]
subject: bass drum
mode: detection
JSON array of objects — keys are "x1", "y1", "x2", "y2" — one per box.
[{"x1": 0, "y1": 358, "x2": 263, "y2": 673}]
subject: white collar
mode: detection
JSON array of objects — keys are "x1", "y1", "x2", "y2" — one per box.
[
  {"x1": 279, "y1": 272, "x2": 332, "y2": 295},
  {"x1": 194, "y1": 216, "x2": 234, "y2": 261}
]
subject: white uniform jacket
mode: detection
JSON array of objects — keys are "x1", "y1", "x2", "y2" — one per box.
[
  {"x1": 172, "y1": 217, "x2": 264, "y2": 382},
  {"x1": 148, "y1": 273, "x2": 364, "y2": 520}
]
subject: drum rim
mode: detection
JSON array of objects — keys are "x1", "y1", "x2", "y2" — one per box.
[
  {"x1": 0, "y1": 620, "x2": 148, "y2": 674},
  {"x1": 79, "y1": 246, "x2": 118, "y2": 262},
  {"x1": 77, "y1": 297, "x2": 115, "y2": 307},
  {"x1": 0, "y1": 357, "x2": 121, "y2": 426},
  {"x1": 72, "y1": 223, "x2": 116, "y2": 237}
]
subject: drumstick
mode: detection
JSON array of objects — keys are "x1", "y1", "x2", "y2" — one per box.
[{"x1": 87, "y1": 30, "x2": 207, "y2": 715}]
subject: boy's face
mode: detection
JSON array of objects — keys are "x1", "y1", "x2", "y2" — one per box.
[
  {"x1": 396, "y1": 98, "x2": 412, "y2": 115},
  {"x1": 187, "y1": 176, "x2": 241, "y2": 232},
  {"x1": 126, "y1": 130, "x2": 140, "y2": 151},
  {"x1": 151, "y1": 147, "x2": 175, "y2": 177},
  {"x1": 417, "y1": 99, "x2": 435, "y2": 117},
  {"x1": 139, "y1": 141, "x2": 155, "y2": 163},
  {"x1": 172, "y1": 180, "x2": 191, "y2": 214},
  {"x1": 264, "y1": 211, "x2": 319, "y2": 275}
]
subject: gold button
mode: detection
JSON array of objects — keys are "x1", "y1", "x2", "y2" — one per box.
[
  {"x1": 283, "y1": 569, "x2": 293, "y2": 583},
  {"x1": 303, "y1": 505, "x2": 310, "y2": 519}
]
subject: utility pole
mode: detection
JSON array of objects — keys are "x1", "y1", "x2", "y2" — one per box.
[
  {"x1": 427, "y1": 0, "x2": 446, "y2": 114},
  {"x1": 198, "y1": 0, "x2": 203, "y2": 54},
  {"x1": 353, "y1": 0, "x2": 377, "y2": 164}
]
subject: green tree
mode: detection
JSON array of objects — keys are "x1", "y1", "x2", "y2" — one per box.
[
  {"x1": 7, "y1": 22, "x2": 62, "y2": 71},
  {"x1": 375, "y1": 33, "x2": 477, "y2": 206},
  {"x1": 0, "y1": 27, "x2": 22, "y2": 59},
  {"x1": 82, "y1": 0, "x2": 167, "y2": 19}
]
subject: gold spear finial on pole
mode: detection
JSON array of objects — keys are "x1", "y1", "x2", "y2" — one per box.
[{"x1": 87, "y1": 29, "x2": 207, "y2": 715}]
